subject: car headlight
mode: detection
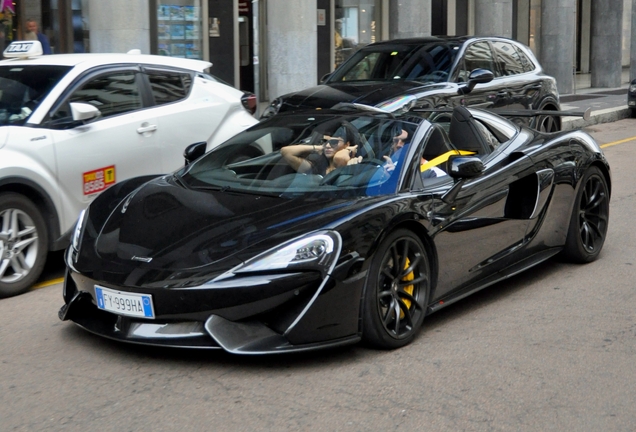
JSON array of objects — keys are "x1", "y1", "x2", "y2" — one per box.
[
  {"x1": 630, "y1": 84, "x2": 636, "y2": 93},
  {"x1": 233, "y1": 231, "x2": 342, "y2": 275},
  {"x1": 71, "y1": 209, "x2": 88, "y2": 252},
  {"x1": 260, "y1": 97, "x2": 283, "y2": 119}
]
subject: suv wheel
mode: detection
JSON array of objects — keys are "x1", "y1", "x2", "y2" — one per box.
[{"x1": 0, "y1": 193, "x2": 49, "y2": 298}]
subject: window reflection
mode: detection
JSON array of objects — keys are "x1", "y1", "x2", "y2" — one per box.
[{"x1": 334, "y1": 1, "x2": 382, "y2": 69}]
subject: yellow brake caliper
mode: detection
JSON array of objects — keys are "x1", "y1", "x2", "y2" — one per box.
[{"x1": 400, "y1": 257, "x2": 414, "y2": 319}]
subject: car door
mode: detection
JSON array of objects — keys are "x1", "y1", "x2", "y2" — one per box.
[
  {"x1": 45, "y1": 67, "x2": 163, "y2": 229},
  {"x1": 452, "y1": 41, "x2": 511, "y2": 110},
  {"x1": 420, "y1": 112, "x2": 535, "y2": 300},
  {"x1": 141, "y1": 67, "x2": 235, "y2": 172}
]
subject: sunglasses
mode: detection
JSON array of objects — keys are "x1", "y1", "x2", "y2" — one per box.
[
  {"x1": 393, "y1": 137, "x2": 405, "y2": 144},
  {"x1": 322, "y1": 138, "x2": 344, "y2": 146}
]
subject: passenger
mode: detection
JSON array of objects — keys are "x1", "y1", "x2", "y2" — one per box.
[
  {"x1": 383, "y1": 129, "x2": 445, "y2": 178},
  {"x1": 280, "y1": 126, "x2": 356, "y2": 176}
]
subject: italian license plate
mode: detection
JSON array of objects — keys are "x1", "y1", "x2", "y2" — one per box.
[{"x1": 95, "y1": 286, "x2": 155, "y2": 319}]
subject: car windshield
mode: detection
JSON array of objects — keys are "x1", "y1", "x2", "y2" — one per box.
[
  {"x1": 327, "y1": 41, "x2": 460, "y2": 83},
  {"x1": 0, "y1": 65, "x2": 72, "y2": 126},
  {"x1": 178, "y1": 113, "x2": 423, "y2": 199}
]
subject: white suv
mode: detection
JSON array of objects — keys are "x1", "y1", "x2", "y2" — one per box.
[{"x1": 0, "y1": 41, "x2": 258, "y2": 297}]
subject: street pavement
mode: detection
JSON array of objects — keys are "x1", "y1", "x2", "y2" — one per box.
[{"x1": 560, "y1": 68, "x2": 632, "y2": 130}]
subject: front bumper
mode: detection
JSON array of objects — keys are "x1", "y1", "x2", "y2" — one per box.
[{"x1": 59, "y1": 253, "x2": 365, "y2": 354}]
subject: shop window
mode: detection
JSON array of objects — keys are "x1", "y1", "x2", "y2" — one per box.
[{"x1": 156, "y1": 1, "x2": 202, "y2": 59}]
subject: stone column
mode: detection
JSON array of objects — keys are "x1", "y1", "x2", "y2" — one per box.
[
  {"x1": 266, "y1": 0, "x2": 317, "y2": 98},
  {"x1": 540, "y1": 0, "x2": 576, "y2": 94},
  {"x1": 631, "y1": 0, "x2": 636, "y2": 81},
  {"x1": 590, "y1": 0, "x2": 623, "y2": 87},
  {"x1": 473, "y1": 0, "x2": 513, "y2": 37},
  {"x1": 88, "y1": 0, "x2": 150, "y2": 53},
  {"x1": 389, "y1": 0, "x2": 431, "y2": 39}
]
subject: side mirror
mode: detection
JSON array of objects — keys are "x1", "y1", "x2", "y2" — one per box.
[
  {"x1": 70, "y1": 102, "x2": 100, "y2": 122},
  {"x1": 184, "y1": 141, "x2": 207, "y2": 165},
  {"x1": 457, "y1": 68, "x2": 494, "y2": 95},
  {"x1": 441, "y1": 155, "x2": 484, "y2": 204},
  {"x1": 447, "y1": 155, "x2": 484, "y2": 179},
  {"x1": 320, "y1": 73, "x2": 332, "y2": 83}
]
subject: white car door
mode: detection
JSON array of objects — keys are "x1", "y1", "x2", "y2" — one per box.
[
  {"x1": 142, "y1": 68, "x2": 256, "y2": 172},
  {"x1": 45, "y1": 68, "x2": 163, "y2": 230}
]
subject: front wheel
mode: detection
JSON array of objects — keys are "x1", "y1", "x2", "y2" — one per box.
[
  {"x1": 0, "y1": 193, "x2": 49, "y2": 298},
  {"x1": 362, "y1": 229, "x2": 431, "y2": 349},
  {"x1": 561, "y1": 166, "x2": 609, "y2": 263}
]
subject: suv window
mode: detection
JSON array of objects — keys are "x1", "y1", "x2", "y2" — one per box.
[
  {"x1": 0, "y1": 65, "x2": 71, "y2": 126},
  {"x1": 146, "y1": 70, "x2": 193, "y2": 105},
  {"x1": 513, "y1": 45, "x2": 536, "y2": 72},
  {"x1": 329, "y1": 42, "x2": 459, "y2": 83},
  {"x1": 458, "y1": 42, "x2": 498, "y2": 81},
  {"x1": 52, "y1": 71, "x2": 143, "y2": 122},
  {"x1": 491, "y1": 41, "x2": 525, "y2": 76},
  {"x1": 70, "y1": 72, "x2": 142, "y2": 118}
]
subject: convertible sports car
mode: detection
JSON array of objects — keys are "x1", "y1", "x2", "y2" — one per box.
[{"x1": 59, "y1": 104, "x2": 610, "y2": 354}]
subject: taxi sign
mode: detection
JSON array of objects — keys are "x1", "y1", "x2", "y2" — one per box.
[{"x1": 3, "y1": 40, "x2": 43, "y2": 58}]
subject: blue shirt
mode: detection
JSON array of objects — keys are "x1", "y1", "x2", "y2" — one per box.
[{"x1": 37, "y1": 32, "x2": 52, "y2": 54}]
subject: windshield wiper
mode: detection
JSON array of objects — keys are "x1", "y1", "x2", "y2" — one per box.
[{"x1": 189, "y1": 184, "x2": 282, "y2": 198}]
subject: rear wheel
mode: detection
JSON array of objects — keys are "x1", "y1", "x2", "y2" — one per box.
[
  {"x1": 536, "y1": 113, "x2": 560, "y2": 132},
  {"x1": 362, "y1": 229, "x2": 430, "y2": 349},
  {"x1": 561, "y1": 166, "x2": 609, "y2": 263},
  {"x1": 0, "y1": 193, "x2": 48, "y2": 298}
]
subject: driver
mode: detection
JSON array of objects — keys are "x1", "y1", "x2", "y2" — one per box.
[{"x1": 280, "y1": 125, "x2": 356, "y2": 176}]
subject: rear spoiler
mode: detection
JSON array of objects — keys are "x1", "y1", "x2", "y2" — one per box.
[{"x1": 413, "y1": 107, "x2": 592, "y2": 121}]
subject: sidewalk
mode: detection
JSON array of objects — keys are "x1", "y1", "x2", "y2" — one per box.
[{"x1": 560, "y1": 67, "x2": 632, "y2": 130}]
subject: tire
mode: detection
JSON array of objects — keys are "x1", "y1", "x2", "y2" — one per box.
[
  {"x1": 536, "y1": 113, "x2": 560, "y2": 132},
  {"x1": 362, "y1": 229, "x2": 430, "y2": 349},
  {"x1": 0, "y1": 193, "x2": 49, "y2": 298},
  {"x1": 561, "y1": 166, "x2": 609, "y2": 263}
]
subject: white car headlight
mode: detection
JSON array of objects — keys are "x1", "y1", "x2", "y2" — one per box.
[
  {"x1": 233, "y1": 231, "x2": 341, "y2": 274},
  {"x1": 630, "y1": 84, "x2": 636, "y2": 93}
]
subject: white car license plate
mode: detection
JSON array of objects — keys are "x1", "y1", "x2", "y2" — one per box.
[{"x1": 95, "y1": 286, "x2": 155, "y2": 319}]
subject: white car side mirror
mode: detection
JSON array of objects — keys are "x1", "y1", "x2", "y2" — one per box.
[{"x1": 70, "y1": 102, "x2": 100, "y2": 122}]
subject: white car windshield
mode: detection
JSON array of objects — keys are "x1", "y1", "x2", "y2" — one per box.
[
  {"x1": 179, "y1": 113, "x2": 424, "y2": 198},
  {"x1": 0, "y1": 65, "x2": 71, "y2": 125}
]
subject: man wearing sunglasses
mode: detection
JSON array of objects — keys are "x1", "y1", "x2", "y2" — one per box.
[{"x1": 281, "y1": 126, "x2": 356, "y2": 176}]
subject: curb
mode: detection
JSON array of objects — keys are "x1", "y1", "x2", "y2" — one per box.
[{"x1": 561, "y1": 106, "x2": 632, "y2": 131}]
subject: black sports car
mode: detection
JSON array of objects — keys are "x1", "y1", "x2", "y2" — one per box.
[
  {"x1": 59, "y1": 104, "x2": 610, "y2": 354},
  {"x1": 261, "y1": 36, "x2": 561, "y2": 132}
]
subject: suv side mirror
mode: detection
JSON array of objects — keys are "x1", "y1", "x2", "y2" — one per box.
[
  {"x1": 457, "y1": 68, "x2": 494, "y2": 95},
  {"x1": 70, "y1": 102, "x2": 100, "y2": 122},
  {"x1": 184, "y1": 141, "x2": 207, "y2": 165},
  {"x1": 320, "y1": 73, "x2": 332, "y2": 83}
]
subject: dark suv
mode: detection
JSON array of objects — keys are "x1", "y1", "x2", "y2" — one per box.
[{"x1": 262, "y1": 36, "x2": 561, "y2": 131}]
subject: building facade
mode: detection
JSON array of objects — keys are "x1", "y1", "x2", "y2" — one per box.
[{"x1": 8, "y1": 0, "x2": 635, "y2": 109}]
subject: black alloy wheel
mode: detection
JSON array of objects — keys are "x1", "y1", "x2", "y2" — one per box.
[
  {"x1": 562, "y1": 166, "x2": 609, "y2": 263},
  {"x1": 0, "y1": 193, "x2": 49, "y2": 298},
  {"x1": 362, "y1": 229, "x2": 430, "y2": 349}
]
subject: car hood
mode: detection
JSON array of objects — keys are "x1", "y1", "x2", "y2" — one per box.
[
  {"x1": 81, "y1": 176, "x2": 368, "y2": 283},
  {"x1": 280, "y1": 81, "x2": 445, "y2": 111}
]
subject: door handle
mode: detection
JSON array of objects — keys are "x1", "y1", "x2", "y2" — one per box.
[{"x1": 137, "y1": 124, "x2": 157, "y2": 134}]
